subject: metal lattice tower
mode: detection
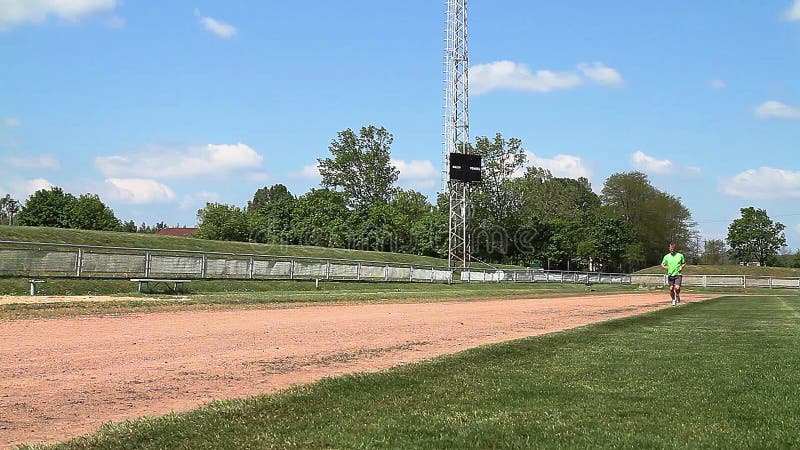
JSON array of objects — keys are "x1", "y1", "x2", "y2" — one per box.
[{"x1": 444, "y1": 0, "x2": 470, "y2": 268}]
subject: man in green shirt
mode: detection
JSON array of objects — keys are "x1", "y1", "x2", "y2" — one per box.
[{"x1": 661, "y1": 243, "x2": 686, "y2": 306}]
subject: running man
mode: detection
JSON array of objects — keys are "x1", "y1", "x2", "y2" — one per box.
[{"x1": 661, "y1": 243, "x2": 686, "y2": 306}]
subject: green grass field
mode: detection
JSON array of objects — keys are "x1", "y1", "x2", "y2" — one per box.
[
  {"x1": 0, "y1": 225, "x2": 455, "y2": 266},
  {"x1": 23, "y1": 295, "x2": 800, "y2": 449},
  {"x1": 0, "y1": 281, "x2": 637, "y2": 320},
  {"x1": 637, "y1": 263, "x2": 800, "y2": 277}
]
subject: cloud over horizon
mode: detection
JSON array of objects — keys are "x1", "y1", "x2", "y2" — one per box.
[
  {"x1": 95, "y1": 143, "x2": 263, "y2": 180},
  {"x1": 469, "y1": 61, "x2": 623, "y2": 95},
  {"x1": 0, "y1": 0, "x2": 118, "y2": 30},
  {"x1": 721, "y1": 167, "x2": 800, "y2": 200},
  {"x1": 755, "y1": 101, "x2": 800, "y2": 120}
]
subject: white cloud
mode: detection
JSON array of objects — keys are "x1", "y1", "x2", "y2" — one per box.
[
  {"x1": 631, "y1": 151, "x2": 674, "y2": 175},
  {"x1": 470, "y1": 61, "x2": 582, "y2": 95},
  {"x1": 3, "y1": 117, "x2": 21, "y2": 127},
  {"x1": 721, "y1": 167, "x2": 800, "y2": 200},
  {"x1": 291, "y1": 163, "x2": 321, "y2": 181},
  {"x1": 180, "y1": 191, "x2": 219, "y2": 209},
  {"x1": 755, "y1": 100, "x2": 800, "y2": 120},
  {"x1": 469, "y1": 60, "x2": 623, "y2": 95},
  {"x1": 710, "y1": 79, "x2": 727, "y2": 89},
  {"x1": 4, "y1": 155, "x2": 60, "y2": 170},
  {"x1": 631, "y1": 151, "x2": 701, "y2": 176},
  {"x1": 516, "y1": 150, "x2": 592, "y2": 179},
  {"x1": 199, "y1": 14, "x2": 236, "y2": 38},
  {"x1": 795, "y1": 224, "x2": 800, "y2": 236},
  {"x1": 103, "y1": 178, "x2": 176, "y2": 204},
  {"x1": 0, "y1": 0, "x2": 117, "y2": 30},
  {"x1": 391, "y1": 159, "x2": 439, "y2": 192},
  {"x1": 95, "y1": 143, "x2": 263, "y2": 179},
  {"x1": 577, "y1": 62, "x2": 624, "y2": 87},
  {"x1": 785, "y1": 0, "x2": 800, "y2": 21},
  {"x1": 24, "y1": 178, "x2": 55, "y2": 196}
]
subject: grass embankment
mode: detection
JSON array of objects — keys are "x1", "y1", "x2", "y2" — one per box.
[
  {"x1": 0, "y1": 226, "x2": 454, "y2": 266},
  {"x1": 24, "y1": 295, "x2": 800, "y2": 449},
  {"x1": 0, "y1": 282, "x2": 637, "y2": 320},
  {"x1": 637, "y1": 263, "x2": 800, "y2": 277}
]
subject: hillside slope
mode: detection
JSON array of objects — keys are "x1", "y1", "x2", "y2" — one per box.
[{"x1": 0, "y1": 226, "x2": 456, "y2": 266}]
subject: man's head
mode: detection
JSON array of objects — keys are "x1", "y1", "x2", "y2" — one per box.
[{"x1": 669, "y1": 243, "x2": 677, "y2": 254}]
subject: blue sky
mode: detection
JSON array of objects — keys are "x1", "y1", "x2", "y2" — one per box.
[{"x1": 1, "y1": 1, "x2": 799, "y2": 247}]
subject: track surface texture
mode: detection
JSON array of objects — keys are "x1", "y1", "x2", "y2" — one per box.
[{"x1": 0, "y1": 292, "x2": 711, "y2": 447}]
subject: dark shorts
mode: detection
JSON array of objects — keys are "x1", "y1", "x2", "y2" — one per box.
[{"x1": 668, "y1": 275, "x2": 683, "y2": 286}]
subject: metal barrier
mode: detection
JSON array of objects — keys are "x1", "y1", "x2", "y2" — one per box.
[
  {"x1": 0, "y1": 240, "x2": 632, "y2": 286},
  {"x1": 629, "y1": 273, "x2": 800, "y2": 289},
  {"x1": 461, "y1": 269, "x2": 630, "y2": 284},
  {"x1": 0, "y1": 240, "x2": 454, "y2": 283}
]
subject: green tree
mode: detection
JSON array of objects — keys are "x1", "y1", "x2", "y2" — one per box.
[
  {"x1": 701, "y1": 239, "x2": 726, "y2": 265},
  {"x1": 247, "y1": 184, "x2": 296, "y2": 244},
  {"x1": 579, "y1": 212, "x2": 636, "y2": 272},
  {"x1": 196, "y1": 203, "x2": 249, "y2": 242},
  {"x1": 726, "y1": 207, "x2": 786, "y2": 266},
  {"x1": 346, "y1": 203, "x2": 398, "y2": 252},
  {"x1": 17, "y1": 187, "x2": 76, "y2": 228},
  {"x1": 388, "y1": 190, "x2": 433, "y2": 253},
  {"x1": 67, "y1": 194, "x2": 121, "y2": 231},
  {"x1": 405, "y1": 193, "x2": 448, "y2": 259},
  {"x1": 514, "y1": 168, "x2": 600, "y2": 224},
  {"x1": 290, "y1": 189, "x2": 350, "y2": 247},
  {"x1": 121, "y1": 220, "x2": 138, "y2": 233},
  {"x1": 318, "y1": 125, "x2": 399, "y2": 210},
  {"x1": 601, "y1": 171, "x2": 696, "y2": 266}
]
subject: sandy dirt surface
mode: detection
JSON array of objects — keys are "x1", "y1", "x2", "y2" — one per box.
[
  {"x1": 0, "y1": 295, "x2": 166, "y2": 306},
  {"x1": 0, "y1": 292, "x2": 712, "y2": 448}
]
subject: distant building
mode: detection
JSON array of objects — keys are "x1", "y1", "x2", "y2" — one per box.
[{"x1": 156, "y1": 227, "x2": 197, "y2": 237}]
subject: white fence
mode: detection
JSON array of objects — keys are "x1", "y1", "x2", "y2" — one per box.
[
  {"x1": 0, "y1": 240, "x2": 631, "y2": 286},
  {"x1": 630, "y1": 273, "x2": 800, "y2": 289},
  {"x1": 461, "y1": 269, "x2": 630, "y2": 284}
]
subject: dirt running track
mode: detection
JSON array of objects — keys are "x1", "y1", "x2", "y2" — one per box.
[{"x1": 0, "y1": 292, "x2": 711, "y2": 447}]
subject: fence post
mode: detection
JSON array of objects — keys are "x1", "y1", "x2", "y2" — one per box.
[
  {"x1": 201, "y1": 254, "x2": 207, "y2": 279},
  {"x1": 357, "y1": 263, "x2": 362, "y2": 281},
  {"x1": 75, "y1": 247, "x2": 83, "y2": 277},
  {"x1": 431, "y1": 266, "x2": 435, "y2": 283},
  {"x1": 384, "y1": 264, "x2": 389, "y2": 282},
  {"x1": 326, "y1": 259, "x2": 331, "y2": 280},
  {"x1": 409, "y1": 265, "x2": 414, "y2": 282},
  {"x1": 289, "y1": 258, "x2": 295, "y2": 280},
  {"x1": 249, "y1": 256, "x2": 254, "y2": 280},
  {"x1": 743, "y1": 275, "x2": 747, "y2": 288},
  {"x1": 702, "y1": 275, "x2": 707, "y2": 288},
  {"x1": 145, "y1": 252, "x2": 152, "y2": 277},
  {"x1": 769, "y1": 277, "x2": 773, "y2": 289}
]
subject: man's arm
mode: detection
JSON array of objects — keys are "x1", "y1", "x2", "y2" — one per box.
[
  {"x1": 679, "y1": 254, "x2": 686, "y2": 272},
  {"x1": 660, "y1": 256, "x2": 669, "y2": 270}
]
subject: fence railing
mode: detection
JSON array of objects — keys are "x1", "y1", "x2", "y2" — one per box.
[
  {"x1": 629, "y1": 273, "x2": 800, "y2": 289},
  {"x1": 0, "y1": 240, "x2": 630, "y2": 286}
]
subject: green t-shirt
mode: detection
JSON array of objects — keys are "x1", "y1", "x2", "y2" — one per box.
[{"x1": 662, "y1": 252, "x2": 685, "y2": 276}]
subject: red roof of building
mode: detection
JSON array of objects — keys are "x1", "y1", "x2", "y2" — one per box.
[{"x1": 156, "y1": 227, "x2": 198, "y2": 237}]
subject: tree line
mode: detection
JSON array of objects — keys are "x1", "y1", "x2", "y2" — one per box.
[
  {"x1": 3, "y1": 125, "x2": 790, "y2": 271},
  {"x1": 196, "y1": 126, "x2": 701, "y2": 271},
  {"x1": 0, "y1": 188, "x2": 169, "y2": 233}
]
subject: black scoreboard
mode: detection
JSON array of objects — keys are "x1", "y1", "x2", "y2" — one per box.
[{"x1": 449, "y1": 153, "x2": 482, "y2": 183}]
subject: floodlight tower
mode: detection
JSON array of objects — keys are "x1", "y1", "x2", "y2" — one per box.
[{"x1": 444, "y1": 0, "x2": 471, "y2": 268}]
